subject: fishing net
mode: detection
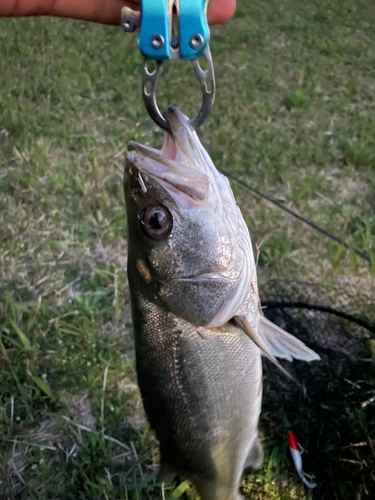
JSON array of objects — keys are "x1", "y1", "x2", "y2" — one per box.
[{"x1": 255, "y1": 275, "x2": 375, "y2": 500}]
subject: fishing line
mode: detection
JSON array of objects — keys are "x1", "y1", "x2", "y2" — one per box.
[
  {"x1": 262, "y1": 302, "x2": 375, "y2": 334},
  {"x1": 220, "y1": 170, "x2": 371, "y2": 264}
]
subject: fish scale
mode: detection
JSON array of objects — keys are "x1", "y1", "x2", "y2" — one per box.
[{"x1": 130, "y1": 282, "x2": 262, "y2": 500}]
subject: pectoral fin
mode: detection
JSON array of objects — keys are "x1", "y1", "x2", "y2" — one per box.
[
  {"x1": 233, "y1": 315, "x2": 320, "y2": 379},
  {"x1": 258, "y1": 316, "x2": 320, "y2": 362},
  {"x1": 233, "y1": 315, "x2": 294, "y2": 380}
]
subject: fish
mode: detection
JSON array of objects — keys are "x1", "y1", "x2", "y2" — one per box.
[{"x1": 123, "y1": 106, "x2": 320, "y2": 500}]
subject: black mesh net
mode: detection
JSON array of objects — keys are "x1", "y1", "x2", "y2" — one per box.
[{"x1": 257, "y1": 278, "x2": 375, "y2": 499}]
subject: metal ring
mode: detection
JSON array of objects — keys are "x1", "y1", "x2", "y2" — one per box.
[{"x1": 142, "y1": 45, "x2": 216, "y2": 135}]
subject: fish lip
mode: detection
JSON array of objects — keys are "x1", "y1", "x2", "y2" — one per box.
[
  {"x1": 127, "y1": 141, "x2": 161, "y2": 161},
  {"x1": 128, "y1": 108, "x2": 189, "y2": 162},
  {"x1": 163, "y1": 106, "x2": 191, "y2": 136},
  {"x1": 128, "y1": 107, "x2": 189, "y2": 158},
  {"x1": 163, "y1": 107, "x2": 199, "y2": 158},
  {"x1": 129, "y1": 107, "x2": 196, "y2": 162},
  {"x1": 127, "y1": 117, "x2": 210, "y2": 206}
]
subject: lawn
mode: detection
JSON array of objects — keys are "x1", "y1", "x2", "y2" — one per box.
[{"x1": 0, "y1": 0, "x2": 374, "y2": 499}]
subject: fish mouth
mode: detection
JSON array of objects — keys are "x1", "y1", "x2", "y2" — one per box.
[
  {"x1": 127, "y1": 107, "x2": 210, "y2": 207},
  {"x1": 130, "y1": 107, "x2": 199, "y2": 164}
]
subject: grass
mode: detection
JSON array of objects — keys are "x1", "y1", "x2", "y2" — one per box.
[{"x1": 0, "y1": 0, "x2": 374, "y2": 498}]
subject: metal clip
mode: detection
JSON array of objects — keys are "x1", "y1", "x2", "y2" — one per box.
[
  {"x1": 121, "y1": 2, "x2": 215, "y2": 133},
  {"x1": 121, "y1": 1, "x2": 210, "y2": 61},
  {"x1": 121, "y1": 7, "x2": 141, "y2": 33},
  {"x1": 142, "y1": 45, "x2": 215, "y2": 134}
]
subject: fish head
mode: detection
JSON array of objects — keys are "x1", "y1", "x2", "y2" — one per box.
[{"x1": 124, "y1": 107, "x2": 250, "y2": 327}]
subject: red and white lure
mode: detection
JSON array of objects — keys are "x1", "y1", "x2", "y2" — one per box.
[{"x1": 287, "y1": 431, "x2": 317, "y2": 488}]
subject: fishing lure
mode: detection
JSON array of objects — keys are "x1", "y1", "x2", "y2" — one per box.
[{"x1": 287, "y1": 431, "x2": 317, "y2": 488}]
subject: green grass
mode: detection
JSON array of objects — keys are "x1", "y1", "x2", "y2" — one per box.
[{"x1": 0, "y1": 0, "x2": 374, "y2": 498}]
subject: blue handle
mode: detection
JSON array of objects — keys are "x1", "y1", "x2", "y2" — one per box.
[
  {"x1": 138, "y1": 0, "x2": 209, "y2": 60},
  {"x1": 179, "y1": 0, "x2": 209, "y2": 59},
  {"x1": 138, "y1": 0, "x2": 170, "y2": 60}
]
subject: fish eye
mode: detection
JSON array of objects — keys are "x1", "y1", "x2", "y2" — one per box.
[{"x1": 140, "y1": 206, "x2": 173, "y2": 240}]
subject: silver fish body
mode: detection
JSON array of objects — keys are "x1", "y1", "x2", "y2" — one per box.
[
  {"x1": 131, "y1": 298, "x2": 262, "y2": 500},
  {"x1": 124, "y1": 107, "x2": 319, "y2": 500}
]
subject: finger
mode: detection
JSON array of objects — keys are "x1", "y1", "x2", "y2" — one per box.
[
  {"x1": 0, "y1": 0, "x2": 136, "y2": 25},
  {"x1": 207, "y1": 0, "x2": 236, "y2": 25},
  {"x1": 0, "y1": 0, "x2": 236, "y2": 26}
]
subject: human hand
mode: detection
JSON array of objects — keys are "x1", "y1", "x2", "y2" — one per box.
[{"x1": 1, "y1": 0, "x2": 236, "y2": 26}]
